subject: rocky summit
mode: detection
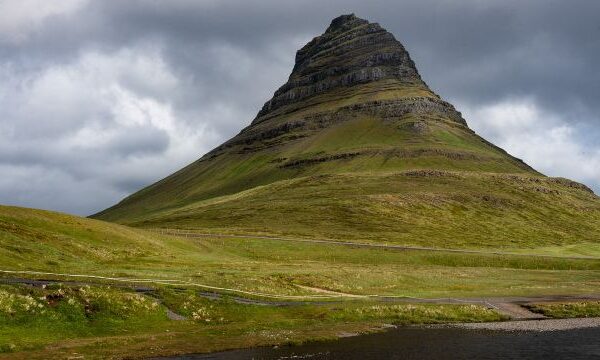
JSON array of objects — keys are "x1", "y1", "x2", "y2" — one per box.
[
  {"x1": 94, "y1": 14, "x2": 600, "y2": 249},
  {"x1": 216, "y1": 13, "x2": 472, "y2": 157},
  {"x1": 254, "y1": 13, "x2": 428, "y2": 121}
]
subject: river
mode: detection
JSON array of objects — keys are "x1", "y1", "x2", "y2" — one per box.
[{"x1": 159, "y1": 326, "x2": 600, "y2": 359}]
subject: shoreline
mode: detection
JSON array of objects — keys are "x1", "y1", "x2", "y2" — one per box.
[
  {"x1": 440, "y1": 317, "x2": 600, "y2": 332},
  {"x1": 150, "y1": 318, "x2": 600, "y2": 359}
]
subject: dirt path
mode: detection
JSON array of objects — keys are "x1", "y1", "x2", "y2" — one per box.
[
  {"x1": 0, "y1": 269, "x2": 337, "y2": 300},
  {"x1": 294, "y1": 285, "x2": 366, "y2": 298},
  {"x1": 490, "y1": 302, "x2": 546, "y2": 320},
  {"x1": 151, "y1": 229, "x2": 600, "y2": 260}
]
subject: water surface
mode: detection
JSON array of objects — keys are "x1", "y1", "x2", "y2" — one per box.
[{"x1": 161, "y1": 327, "x2": 600, "y2": 360}]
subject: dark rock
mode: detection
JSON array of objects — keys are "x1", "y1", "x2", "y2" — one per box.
[{"x1": 252, "y1": 14, "x2": 426, "y2": 122}]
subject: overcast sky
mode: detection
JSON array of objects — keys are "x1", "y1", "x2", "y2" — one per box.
[{"x1": 1, "y1": 0, "x2": 598, "y2": 216}]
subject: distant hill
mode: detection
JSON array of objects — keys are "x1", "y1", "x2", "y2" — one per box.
[{"x1": 93, "y1": 14, "x2": 600, "y2": 249}]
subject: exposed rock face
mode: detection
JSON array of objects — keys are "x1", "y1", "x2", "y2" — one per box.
[
  {"x1": 346, "y1": 98, "x2": 466, "y2": 125},
  {"x1": 255, "y1": 14, "x2": 423, "y2": 118},
  {"x1": 212, "y1": 95, "x2": 467, "y2": 157},
  {"x1": 247, "y1": 13, "x2": 466, "y2": 144}
]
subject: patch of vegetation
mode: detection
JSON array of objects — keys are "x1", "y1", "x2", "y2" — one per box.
[
  {"x1": 527, "y1": 301, "x2": 600, "y2": 318},
  {"x1": 327, "y1": 303, "x2": 505, "y2": 324},
  {"x1": 0, "y1": 284, "x2": 504, "y2": 358},
  {"x1": 0, "y1": 284, "x2": 166, "y2": 353},
  {"x1": 127, "y1": 171, "x2": 600, "y2": 251},
  {"x1": 159, "y1": 288, "x2": 505, "y2": 326}
]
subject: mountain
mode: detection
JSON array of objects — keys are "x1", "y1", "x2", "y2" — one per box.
[{"x1": 93, "y1": 14, "x2": 600, "y2": 249}]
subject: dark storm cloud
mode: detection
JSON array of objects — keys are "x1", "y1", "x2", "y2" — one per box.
[{"x1": 0, "y1": 0, "x2": 598, "y2": 215}]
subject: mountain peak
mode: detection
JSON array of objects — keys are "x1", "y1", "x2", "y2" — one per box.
[
  {"x1": 325, "y1": 13, "x2": 366, "y2": 33},
  {"x1": 253, "y1": 14, "x2": 424, "y2": 122}
]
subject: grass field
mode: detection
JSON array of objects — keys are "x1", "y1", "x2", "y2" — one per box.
[
  {"x1": 2, "y1": 205, "x2": 600, "y2": 299},
  {"x1": 1, "y1": 175, "x2": 599, "y2": 359},
  {"x1": 1, "y1": 204, "x2": 599, "y2": 357}
]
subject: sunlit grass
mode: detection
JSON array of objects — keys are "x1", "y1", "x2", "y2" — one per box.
[
  {"x1": 527, "y1": 301, "x2": 600, "y2": 319},
  {"x1": 1, "y1": 206, "x2": 598, "y2": 299}
]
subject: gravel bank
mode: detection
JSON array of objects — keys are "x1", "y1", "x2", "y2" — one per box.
[{"x1": 447, "y1": 317, "x2": 600, "y2": 331}]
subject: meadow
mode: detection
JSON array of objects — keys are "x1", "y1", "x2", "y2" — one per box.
[{"x1": 1, "y1": 204, "x2": 599, "y2": 357}]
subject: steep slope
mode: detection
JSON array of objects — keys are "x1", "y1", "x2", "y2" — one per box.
[{"x1": 93, "y1": 14, "x2": 600, "y2": 248}]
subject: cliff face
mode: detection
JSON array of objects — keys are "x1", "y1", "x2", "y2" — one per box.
[
  {"x1": 254, "y1": 14, "x2": 427, "y2": 121},
  {"x1": 92, "y1": 15, "x2": 599, "y2": 249}
]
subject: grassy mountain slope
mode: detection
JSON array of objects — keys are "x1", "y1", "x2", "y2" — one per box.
[
  {"x1": 0, "y1": 205, "x2": 189, "y2": 274},
  {"x1": 95, "y1": 109, "x2": 536, "y2": 223},
  {"x1": 93, "y1": 14, "x2": 600, "y2": 250},
  {"x1": 130, "y1": 171, "x2": 600, "y2": 249}
]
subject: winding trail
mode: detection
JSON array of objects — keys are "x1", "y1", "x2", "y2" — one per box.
[
  {"x1": 0, "y1": 269, "x2": 337, "y2": 300},
  {"x1": 149, "y1": 229, "x2": 600, "y2": 261}
]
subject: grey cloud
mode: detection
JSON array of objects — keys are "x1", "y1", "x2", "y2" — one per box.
[{"x1": 105, "y1": 126, "x2": 170, "y2": 157}]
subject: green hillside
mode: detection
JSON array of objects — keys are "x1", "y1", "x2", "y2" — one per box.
[
  {"x1": 93, "y1": 14, "x2": 600, "y2": 251},
  {"x1": 4, "y1": 203, "x2": 599, "y2": 296},
  {"x1": 95, "y1": 110, "x2": 538, "y2": 224},
  {"x1": 2, "y1": 203, "x2": 600, "y2": 357},
  {"x1": 125, "y1": 172, "x2": 600, "y2": 250}
]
